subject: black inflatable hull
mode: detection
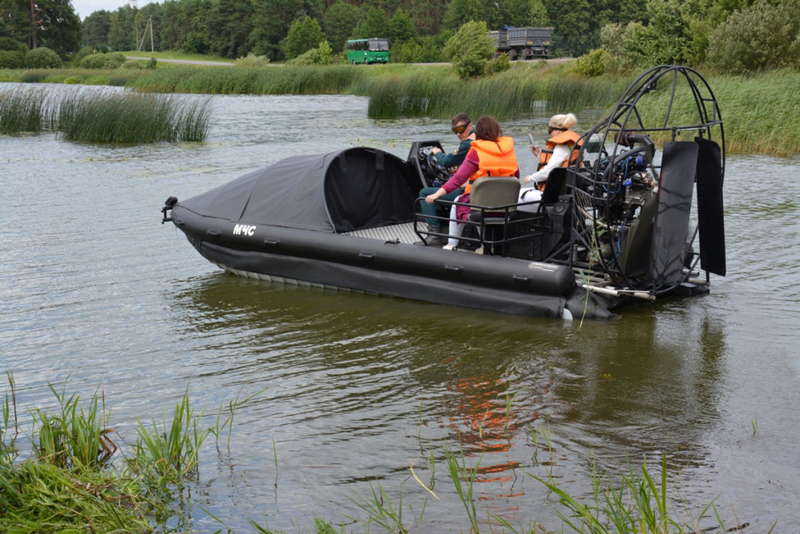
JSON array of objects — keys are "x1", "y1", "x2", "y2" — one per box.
[{"x1": 171, "y1": 205, "x2": 612, "y2": 320}]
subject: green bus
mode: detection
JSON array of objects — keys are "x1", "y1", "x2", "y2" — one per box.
[{"x1": 346, "y1": 38, "x2": 390, "y2": 64}]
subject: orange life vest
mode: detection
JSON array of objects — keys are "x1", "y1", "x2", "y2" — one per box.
[
  {"x1": 464, "y1": 137, "x2": 519, "y2": 194},
  {"x1": 536, "y1": 130, "x2": 582, "y2": 191}
]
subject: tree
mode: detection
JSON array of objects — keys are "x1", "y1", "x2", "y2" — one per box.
[
  {"x1": 389, "y1": 8, "x2": 415, "y2": 46},
  {"x1": 500, "y1": 0, "x2": 543, "y2": 27},
  {"x1": 442, "y1": 20, "x2": 494, "y2": 79},
  {"x1": 107, "y1": 7, "x2": 135, "y2": 51},
  {"x1": 282, "y1": 14, "x2": 325, "y2": 59},
  {"x1": 404, "y1": 0, "x2": 447, "y2": 36},
  {"x1": 443, "y1": 0, "x2": 486, "y2": 31},
  {"x1": 707, "y1": 0, "x2": 800, "y2": 73},
  {"x1": 208, "y1": 0, "x2": 254, "y2": 58},
  {"x1": 82, "y1": 9, "x2": 110, "y2": 48},
  {"x1": 354, "y1": 5, "x2": 390, "y2": 39},
  {"x1": 249, "y1": 0, "x2": 307, "y2": 60},
  {"x1": 323, "y1": 0, "x2": 361, "y2": 53},
  {"x1": 0, "y1": 0, "x2": 80, "y2": 55},
  {"x1": 528, "y1": 0, "x2": 549, "y2": 26},
  {"x1": 543, "y1": 0, "x2": 599, "y2": 56}
]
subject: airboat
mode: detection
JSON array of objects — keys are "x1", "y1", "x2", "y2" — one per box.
[{"x1": 161, "y1": 65, "x2": 725, "y2": 320}]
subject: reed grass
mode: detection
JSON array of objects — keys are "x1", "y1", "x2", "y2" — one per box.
[
  {"x1": 0, "y1": 85, "x2": 211, "y2": 142},
  {"x1": 0, "y1": 87, "x2": 47, "y2": 134},
  {"x1": 444, "y1": 445, "x2": 481, "y2": 533},
  {"x1": 0, "y1": 459, "x2": 152, "y2": 533},
  {"x1": 55, "y1": 89, "x2": 211, "y2": 143},
  {"x1": 210, "y1": 387, "x2": 263, "y2": 451},
  {"x1": 636, "y1": 69, "x2": 800, "y2": 157},
  {"x1": 0, "y1": 373, "x2": 18, "y2": 464},
  {"x1": 3, "y1": 374, "x2": 766, "y2": 534},
  {"x1": 3, "y1": 62, "x2": 796, "y2": 156},
  {"x1": 128, "y1": 65, "x2": 366, "y2": 95},
  {"x1": 348, "y1": 482, "x2": 409, "y2": 532},
  {"x1": 132, "y1": 388, "x2": 208, "y2": 481},
  {"x1": 30, "y1": 384, "x2": 115, "y2": 469},
  {"x1": 528, "y1": 453, "x2": 752, "y2": 534},
  {"x1": 358, "y1": 67, "x2": 633, "y2": 120}
]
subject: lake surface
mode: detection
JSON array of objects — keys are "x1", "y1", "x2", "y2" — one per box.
[{"x1": 1, "y1": 85, "x2": 799, "y2": 533}]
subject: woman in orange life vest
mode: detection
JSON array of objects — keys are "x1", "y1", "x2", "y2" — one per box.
[
  {"x1": 519, "y1": 113, "x2": 581, "y2": 202},
  {"x1": 425, "y1": 116, "x2": 519, "y2": 250}
]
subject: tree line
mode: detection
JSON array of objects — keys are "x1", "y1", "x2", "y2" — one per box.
[{"x1": 1, "y1": 0, "x2": 798, "y2": 73}]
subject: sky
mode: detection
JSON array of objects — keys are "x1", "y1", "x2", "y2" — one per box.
[{"x1": 72, "y1": 0, "x2": 155, "y2": 20}]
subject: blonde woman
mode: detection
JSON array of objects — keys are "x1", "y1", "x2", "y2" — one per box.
[{"x1": 521, "y1": 113, "x2": 581, "y2": 199}]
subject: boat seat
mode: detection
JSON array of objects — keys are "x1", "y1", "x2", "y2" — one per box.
[
  {"x1": 518, "y1": 167, "x2": 569, "y2": 215},
  {"x1": 468, "y1": 176, "x2": 521, "y2": 254},
  {"x1": 540, "y1": 167, "x2": 569, "y2": 205},
  {"x1": 469, "y1": 176, "x2": 521, "y2": 219}
]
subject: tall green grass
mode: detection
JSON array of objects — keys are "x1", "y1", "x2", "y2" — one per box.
[
  {"x1": 4, "y1": 378, "x2": 763, "y2": 533},
  {"x1": 131, "y1": 389, "x2": 208, "y2": 481},
  {"x1": 55, "y1": 90, "x2": 211, "y2": 143},
  {"x1": 0, "y1": 380, "x2": 261, "y2": 533},
  {"x1": 529, "y1": 452, "x2": 774, "y2": 534},
  {"x1": 636, "y1": 69, "x2": 800, "y2": 157},
  {"x1": 4, "y1": 63, "x2": 796, "y2": 156},
  {"x1": 1, "y1": 373, "x2": 18, "y2": 464},
  {"x1": 0, "y1": 460, "x2": 152, "y2": 534},
  {"x1": 0, "y1": 87, "x2": 47, "y2": 134},
  {"x1": 357, "y1": 67, "x2": 632, "y2": 120},
  {"x1": 1, "y1": 86, "x2": 211, "y2": 142},
  {"x1": 31, "y1": 384, "x2": 115, "y2": 469},
  {"x1": 128, "y1": 65, "x2": 367, "y2": 95}
]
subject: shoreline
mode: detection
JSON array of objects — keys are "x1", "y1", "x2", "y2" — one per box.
[{"x1": 1, "y1": 64, "x2": 797, "y2": 157}]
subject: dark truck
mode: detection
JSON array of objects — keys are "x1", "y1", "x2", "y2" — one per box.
[{"x1": 489, "y1": 27, "x2": 553, "y2": 60}]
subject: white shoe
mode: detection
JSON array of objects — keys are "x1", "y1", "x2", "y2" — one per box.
[{"x1": 442, "y1": 244, "x2": 457, "y2": 251}]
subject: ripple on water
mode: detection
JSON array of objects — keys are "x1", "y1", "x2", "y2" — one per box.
[{"x1": 1, "y1": 87, "x2": 799, "y2": 531}]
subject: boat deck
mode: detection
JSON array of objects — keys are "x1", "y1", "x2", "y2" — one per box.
[{"x1": 346, "y1": 222, "x2": 420, "y2": 244}]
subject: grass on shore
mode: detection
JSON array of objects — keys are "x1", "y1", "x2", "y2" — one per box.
[
  {"x1": 127, "y1": 64, "x2": 364, "y2": 95},
  {"x1": 118, "y1": 49, "x2": 237, "y2": 64},
  {"x1": 1, "y1": 374, "x2": 759, "y2": 534},
  {"x1": 1, "y1": 60, "x2": 797, "y2": 156}
]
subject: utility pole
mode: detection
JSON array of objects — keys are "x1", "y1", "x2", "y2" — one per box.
[{"x1": 138, "y1": 16, "x2": 155, "y2": 53}]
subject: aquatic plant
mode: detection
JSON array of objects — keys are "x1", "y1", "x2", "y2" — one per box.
[
  {"x1": 528, "y1": 453, "x2": 767, "y2": 534},
  {"x1": 444, "y1": 445, "x2": 481, "y2": 533},
  {"x1": 129, "y1": 64, "x2": 366, "y2": 95},
  {"x1": 359, "y1": 68, "x2": 632, "y2": 120},
  {"x1": 0, "y1": 87, "x2": 47, "y2": 134},
  {"x1": 55, "y1": 89, "x2": 211, "y2": 143},
  {"x1": 0, "y1": 460, "x2": 151, "y2": 533},
  {"x1": 0, "y1": 373, "x2": 18, "y2": 463},
  {"x1": 131, "y1": 388, "x2": 208, "y2": 480},
  {"x1": 635, "y1": 69, "x2": 800, "y2": 157},
  {"x1": 30, "y1": 385, "x2": 115, "y2": 469}
]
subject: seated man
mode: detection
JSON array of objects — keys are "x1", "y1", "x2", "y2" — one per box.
[{"x1": 418, "y1": 113, "x2": 475, "y2": 246}]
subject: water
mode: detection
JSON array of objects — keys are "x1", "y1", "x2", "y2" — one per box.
[{"x1": 1, "y1": 85, "x2": 799, "y2": 533}]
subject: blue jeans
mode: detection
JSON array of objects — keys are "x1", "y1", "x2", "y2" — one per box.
[{"x1": 418, "y1": 187, "x2": 463, "y2": 226}]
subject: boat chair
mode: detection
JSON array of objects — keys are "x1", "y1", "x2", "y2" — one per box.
[{"x1": 467, "y1": 177, "x2": 521, "y2": 255}]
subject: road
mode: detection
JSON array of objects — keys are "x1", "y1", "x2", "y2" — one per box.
[
  {"x1": 125, "y1": 56, "x2": 236, "y2": 66},
  {"x1": 126, "y1": 56, "x2": 574, "y2": 68}
]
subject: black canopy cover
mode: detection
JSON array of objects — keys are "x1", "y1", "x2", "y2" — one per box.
[{"x1": 179, "y1": 147, "x2": 420, "y2": 233}]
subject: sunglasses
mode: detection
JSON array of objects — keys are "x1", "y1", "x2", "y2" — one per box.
[
  {"x1": 548, "y1": 126, "x2": 566, "y2": 134},
  {"x1": 452, "y1": 123, "x2": 470, "y2": 134}
]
